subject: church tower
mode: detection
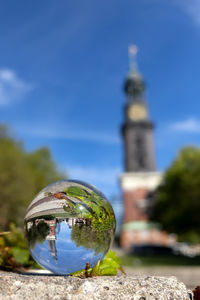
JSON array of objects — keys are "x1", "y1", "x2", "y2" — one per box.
[
  {"x1": 122, "y1": 45, "x2": 155, "y2": 172},
  {"x1": 120, "y1": 46, "x2": 163, "y2": 249}
]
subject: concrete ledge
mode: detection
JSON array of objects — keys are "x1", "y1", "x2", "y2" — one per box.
[{"x1": 0, "y1": 271, "x2": 192, "y2": 300}]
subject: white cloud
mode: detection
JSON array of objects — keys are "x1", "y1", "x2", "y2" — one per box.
[
  {"x1": 17, "y1": 126, "x2": 120, "y2": 145},
  {"x1": 0, "y1": 69, "x2": 32, "y2": 105},
  {"x1": 169, "y1": 117, "x2": 200, "y2": 132},
  {"x1": 67, "y1": 165, "x2": 121, "y2": 187},
  {"x1": 66, "y1": 164, "x2": 122, "y2": 197},
  {"x1": 176, "y1": 0, "x2": 200, "y2": 26},
  {"x1": 82, "y1": 252, "x2": 95, "y2": 260}
]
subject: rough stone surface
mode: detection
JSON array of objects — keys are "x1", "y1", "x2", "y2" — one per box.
[
  {"x1": 0, "y1": 271, "x2": 193, "y2": 300},
  {"x1": 125, "y1": 266, "x2": 200, "y2": 290}
]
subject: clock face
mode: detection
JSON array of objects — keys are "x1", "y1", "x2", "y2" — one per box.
[{"x1": 128, "y1": 104, "x2": 147, "y2": 121}]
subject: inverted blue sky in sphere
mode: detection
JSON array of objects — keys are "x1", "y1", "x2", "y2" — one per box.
[
  {"x1": 0, "y1": 0, "x2": 200, "y2": 199},
  {"x1": 31, "y1": 221, "x2": 103, "y2": 274}
]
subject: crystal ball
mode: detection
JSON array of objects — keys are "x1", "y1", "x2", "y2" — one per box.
[{"x1": 24, "y1": 180, "x2": 116, "y2": 275}]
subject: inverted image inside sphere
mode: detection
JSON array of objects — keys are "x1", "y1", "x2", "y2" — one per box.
[{"x1": 24, "y1": 180, "x2": 116, "y2": 275}]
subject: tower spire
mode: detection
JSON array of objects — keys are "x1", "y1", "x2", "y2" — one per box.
[
  {"x1": 128, "y1": 45, "x2": 138, "y2": 72},
  {"x1": 124, "y1": 44, "x2": 145, "y2": 98}
]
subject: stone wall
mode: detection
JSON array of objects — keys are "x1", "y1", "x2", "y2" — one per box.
[{"x1": 0, "y1": 271, "x2": 193, "y2": 300}]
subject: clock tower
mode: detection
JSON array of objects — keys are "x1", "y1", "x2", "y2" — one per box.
[
  {"x1": 122, "y1": 45, "x2": 155, "y2": 172},
  {"x1": 120, "y1": 46, "x2": 164, "y2": 249}
]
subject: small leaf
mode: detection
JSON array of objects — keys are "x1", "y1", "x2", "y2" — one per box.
[
  {"x1": 91, "y1": 259, "x2": 101, "y2": 276},
  {"x1": 105, "y1": 250, "x2": 121, "y2": 265},
  {"x1": 100, "y1": 257, "x2": 119, "y2": 270},
  {"x1": 12, "y1": 247, "x2": 30, "y2": 265},
  {"x1": 70, "y1": 251, "x2": 124, "y2": 277},
  {"x1": 99, "y1": 262, "x2": 118, "y2": 276}
]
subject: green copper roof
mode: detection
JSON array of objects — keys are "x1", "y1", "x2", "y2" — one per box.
[{"x1": 122, "y1": 221, "x2": 160, "y2": 231}]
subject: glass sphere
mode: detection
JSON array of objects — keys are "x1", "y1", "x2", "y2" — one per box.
[{"x1": 24, "y1": 180, "x2": 116, "y2": 275}]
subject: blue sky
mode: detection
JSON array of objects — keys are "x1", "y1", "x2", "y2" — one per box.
[{"x1": 0, "y1": 0, "x2": 200, "y2": 199}]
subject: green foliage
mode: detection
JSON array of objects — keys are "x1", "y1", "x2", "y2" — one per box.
[
  {"x1": 71, "y1": 250, "x2": 125, "y2": 277},
  {"x1": 64, "y1": 186, "x2": 116, "y2": 232},
  {"x1": 26, "y1": 148, "x2": 65, "y2": 194},
  {"x1": 151, "y1": 146, "x2": 200, "y2": 243},
  {"x1": 12, "y1": 248, "x2": 30, "y2": 265},
  {"x1": 0, "y1": 223, "x2": 38, "y2": 271},
  {"x1": 64, "y1": 186, "x2": 116, "y2": 255},
  {"x1": 0, "y1": 125, "x2": 66, "y2": 229},
  {"x1": 121, "y1": 253, "x2": 200, "y2": 266},
  {"x1": 71, "y1": 223, "x2": 112, "y2": 255},
  {"x1": 64, "y1": 186, "x2": 88, "y2": 198},
  {"x1": 97, "y1": 250, "x2": 122, "y2": 276}
]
